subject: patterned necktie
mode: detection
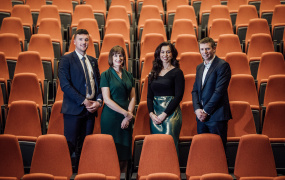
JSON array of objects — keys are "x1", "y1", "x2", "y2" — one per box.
[{"x1": 81, "y1": 56, "x2": 92, "y2": 95}]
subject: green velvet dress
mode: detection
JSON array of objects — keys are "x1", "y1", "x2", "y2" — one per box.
[{"x1": 100, "y1": 67, "x2": 134, "y2": 160}]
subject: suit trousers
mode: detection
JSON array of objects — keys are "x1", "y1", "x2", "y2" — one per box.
[
  {"x1": 64, "y1": 109, "x2": 95, "y2": 172},
  {"x1": 197, "y1": 120, "x2": 228, "y2": 149}
]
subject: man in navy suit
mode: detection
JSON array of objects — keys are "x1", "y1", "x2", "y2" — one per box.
[
  {"x1": 192, "y1": 37, "x2": 232, "y2": 148},
  {"x1": 58, "y1": 29, "x2": 102, "y2": 172}
]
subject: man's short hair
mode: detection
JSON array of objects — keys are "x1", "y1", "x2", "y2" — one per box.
[
  {"x1": 74, "y1": 29, "x2": 89, "y2": 39},
  {"x1": 199, "y1": 37, "x2": 216, "y2": 48}
]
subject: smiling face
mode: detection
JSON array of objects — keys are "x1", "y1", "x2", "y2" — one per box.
[
  {"x1": 199, "y1": 42, "x2": 216, "y2": 62},
  {"x1": 112, "y1": 52, "x2": 124, "y2": 67},
  {"x1": 74, "y1": 34, "x2": 89, "y2": 55},
  {"x1": 160, "y1": 45, "x2": 172, "y2": 64}
]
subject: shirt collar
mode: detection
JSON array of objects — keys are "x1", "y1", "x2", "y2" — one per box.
[
  {"x1": 203, "y1": 55, "x2": 215, "y2": 68},
  {"x1": 75, "y1": 50, "x2": 86, "y2": 60}
]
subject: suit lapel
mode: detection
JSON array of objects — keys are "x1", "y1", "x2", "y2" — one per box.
[{"x1": 202, "y1": 56, "x2": 219, "y2": 90}]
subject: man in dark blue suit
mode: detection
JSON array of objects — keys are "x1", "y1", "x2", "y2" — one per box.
[
  {"x1": 58, "y1": 29, "x2": 102, "y2": 172},
  {"x1": 192, "y1": 37, "x2": 232, "y2": 148}
]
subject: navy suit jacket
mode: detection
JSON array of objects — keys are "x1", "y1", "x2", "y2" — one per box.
[
  {"x1": 58, "y1": 51, "x2": 102, "y2": 116},
  {"x1": 192, "y1": 56, "x2": 232, "y2": 121}
]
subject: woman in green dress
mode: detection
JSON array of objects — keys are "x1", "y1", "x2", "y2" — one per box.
[{"x1": 100, "y1": 45, "x2": 135, "y2": 173}]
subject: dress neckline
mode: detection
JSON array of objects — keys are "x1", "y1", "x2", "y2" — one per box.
[{"x1": 158, "y1": 68, "x2": 176, "y2": 77}]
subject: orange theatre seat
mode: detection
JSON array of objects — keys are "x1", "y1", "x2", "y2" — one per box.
[
  {"x1": 47, "y1": 100, "x2": 64, "y2": 135},
  {"x1": 98, "y1": 52, "x2": 109, "y2": 75},
  {"x1": 0, "y1": 33, "x2": 21, "y2": 79},
  {"x1": 29, "y1": 134, "x2": 73, "y2": 180},
  {"x1": 186, "y1": 134, "x2": 228, "y2": 180},
  {"x1": 0, "y1": 52, "x2": 9, "y2": 105},
  {"x1": 227, "y1": 0, "x2": 247, "y2": 27},
  {"x1": 84, "y1": 0, "x2": 107, "y2": 31},
  {"x1": 201, "y1": 173, "x2": 233, "y2": 180},
  {"x1": 11, "y1": 5, "x2": 33, "y2": 43},
  {"x1": 215, "y1": 34, "x2": 242, "y2": 60},
  {"x1": 52, "y1": 0, "x2": 73, "y2": 33},
  {"x1": 25, "y1": 0, "x2": 45, "y2": 26},
  {"x1": 166, "y1": 0, "x2": 188, "y2": 27},
  {"x1": 181, "y1": 74, "x2": 196, "y2": 103},
  {"x1": 137, "y1": 0, "x2": 164, "y2": 23},
  {"x1": 36, "y1": 5, "x2": 61, "y2": 32},
  {"x1": 179, "y1": 101, "x2": 198, "y2": 172},
  {"x1": 77, "y1": 134, "x2": 120, "y2": 180},
  {"x1": 0, "y1": 0, "x2": 12, "y2": 28},
  {"x1": 228, "y1": 74, "x2": 260, "y2": 133},
  {"x1": 175, "y1": 35, "x2": 199, "y2": 60},
  {"x1": 262, "y1": 102, "x2": 285, "y2": 173},
  {"x1": 131, "y1": 101, "x2": 150, "y2": 174},
  {"x1": 170, "y1": 19, "x2": 196, "y2": 44},
  {"x1": 208, "y1": 19, "x2": 234, "y2": 43},
  {"x1": 109, "y1": 0, "x2": 134, "y2": 26},
  {"x1": 137, "y1": 134, "x2": 181, "y2": 180},
  {"x1": 259, "y1": 0, "x2": 280, "y2": 27},
  {"x1": 234, "y1": 134, "x2": 277, "y2": 180},
  {"x1": 246, "y1": 33, "x2": 274, "y2": 80},
  {"x1": 235, "y1": 5, "x2": 258, "y2": 45},
  {"x1": 0, "y1": 134, "x2": 24, "y2": 180},
  {"x1": 271, "y1": 5, "x2": 285, "y2": 46},
  {"x1": 256, "y1": 52, "x2": 285, "y2": 106},
  {"x1": 179, "y1": 53, "x2": 202, "y2": 76},
  {"x1": 225, "y1": 52, "x2": 251, "y2": 76},
  {"x1": 226, "y1": 101, "x2": 256, "y2": 171}
]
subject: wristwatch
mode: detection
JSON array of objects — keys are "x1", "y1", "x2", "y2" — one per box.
[{"x1": 97, "y1": 100, "x2": 103, "y2": 107}]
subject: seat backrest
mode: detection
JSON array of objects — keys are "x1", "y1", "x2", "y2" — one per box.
[
  {"x1": 78, "y1": 134, "x2": 120, "y2": 180},
  {"x1": 8, "y1": 73, "x2": 43, "y2": 114},
  {"x1": 106, "y1": 5, "x2": 129, "y2": 29},
  {"x1": 140, "y1": 76, "x2": 149, "y2": 102},
  {"x1": 100, "y1": 34, "x2": 128, "y2": 68},
  {"x1": 245, "y1": 18, "x2": 271, "y2": 52},
  {"x1": 247, "y1": 33, "x2": 274, "y2": 60},
  {"x1": 181, "y1": 72, "x2": 197, "y2": 103},
  {"x1": 235, "y1": 5, "x2": 258, "y2": 32},
  {"x1": 259, "y1": 0, "x2": 280, "y2": 17},
  {"x1": 227, "y1": 0, "x2": 247, "y2": 13},
  {"x1": 11, "y1": 5, "x2": 33, "y2": 30},
  {"x1": 69, "y1": 34, "x2": 96, "y2": 58},
  {"x1": 0, "y1": 33, "x2": 21, "y2": 60},
  {"x1": 208, "y1": 5, "x2": 231, "y2": 35},
  {"x1": 4, "y1": 101, "x2": 42, "y2": 140},
  {"x1": 71, "y1": 5, "x2": 94, "y2": 27},
  {"x1": 25, "y1": 0, "x2": 45, "y2": 12},
  {"x1": 140, "y1": 33, "x2": 165, "y2": 63},
  {"x1": 105, "y1": 18, "x2": 130, "y2": 45},
  {"x1": 199, "y1": 0, "x2": 221, "y2": 24},
  {"x1": 14, "y1": 51, "x2": 45, "y2": 91},
  {"x1": 30, "y1": 134, "x2": 72, "y2": 179},
  {"x1": 84, "y1": 0, "x2": 106, "y2": 17},
  {"x1": 201, "y1": 173, "x2": 233, "y2": 180},
  {"x1": 47, "y1": 100, "x2": 64, "y2": 135},
  {"x1": 132, "y1": 101, "x2": 150, "y2": 151},
  {"x1": 141, "y1": 53, "x2": 154, "y2": 84},
  {"x1": 228, "y1": 101, "x2": 256, "y2": 138},
  {"x1": 228, "y1": 74, "x2": 259, "y2": 108},
  {"x1": 216, "y1": 34, "x2": 242, "y2": 59},
  {"x1": 175, "y1": 34, "x2": 199, "y2": 59},
  {"x1": 166, "y1": 0, "x2": 188, "y2": 25},
  {"x1": 225, "y1": 52, "x2": 251, "y2": 75},
  {"x1": 173, "y1": 5, "x2": 197, "y2": 28},
  {"x1": 171, "y1": 19, "x2": 196, "y2": 43},
  {"x1": 209, "y1": 18, "x2": 233, "y2": 42},
  {"x1": 28, "y1": 34, "x2": 55, "y2": 64},
  {"x1": 110, "y1": 0, "x2": 133, "y2": 24},
  {"x1": 141, "y1": 19, "x2": 166, "y2": 45},
  {"x1": 262, "y1": 101, "x2": 285, "y2": 138},
  {"x1": 271, "y1": 5, "x2": 285, "y2": 34},
  {"x1": 0, "y1": 52, "x2": 9, "y2": 82},
  {"x1": 263, "y1": 75, "x2": 285, "y2": 107},
  {"x1": 234, "y1": 134, "x2": 277, "y2": 180},
  {"x1": 137, "y1": 134, "x2": 180, "y2": 180},
  {"x1": 0, "y1": 134, "x2": 24, "y2": 180},
  {"x1": 0, "y1": 17, "x2": 25, "y2": 45},
  {"x1": 186, "y1": 134, "x2": 228, "y2": 179},
  {"x1": 0, "y1": 0, "x2": 12, "y2": 12},
  {"x1": 37, "y1": 18, "x2": 63, "y2": 47},
  {"x1": 77, "y1": 18, "x2": 101, "y2": 44},
  {"x1": 36, "y1": 5, "x2": 61, "y2": 28},
  {"x1": 137, "y1": 5, "x2": 161, "y2": 39},
  {"x1": 139, "y1": 0, "x2": 164, "y2": 17},
  {"x1": 75, "y1": 173, "x2": 106, "y2": 180},
  {"x1": 257, "y1": 52, "x2": 285, "y2": 90},
  {"x1": 180, "y1": 101, "x2": 197, "y2": 137},
  {"x1": 98, "y1": 52, "x2": 109, "y2": 75}
]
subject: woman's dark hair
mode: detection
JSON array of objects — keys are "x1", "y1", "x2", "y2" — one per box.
[
  {"x1": 108, "y1": 45, "x2": 126, "y2": 67},
  {"x1": 148, "y1": 42, "x2": 179, "y2": 83}
]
